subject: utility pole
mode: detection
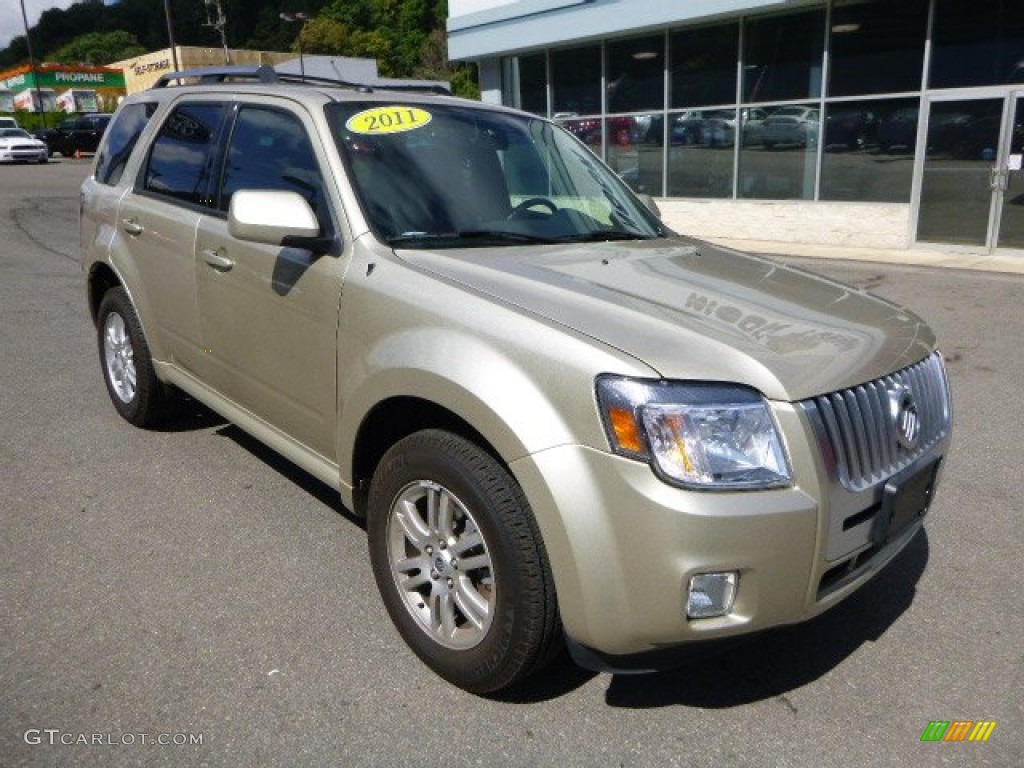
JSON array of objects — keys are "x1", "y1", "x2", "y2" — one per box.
[
  {"x1": 279, "y1": 13, "x2": 312, "y2": 81},
  {"x1": 163, "y1": 0, "x2": 180, "y2": 71},
  {"x1": 204, "y1": 0, "x2": 231, "y2": 64},
  {"x1": 18, "y1": 0, "x2": 47, "y2": 128}
]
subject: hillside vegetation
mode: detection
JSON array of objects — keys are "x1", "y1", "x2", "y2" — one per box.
[{"x1": 1, "y1": 0, "x2": 476, "y2": 97}]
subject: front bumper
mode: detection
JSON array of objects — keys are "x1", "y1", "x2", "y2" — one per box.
[
  {"x1": 511, "y1": 407, "x2": 946, "y2": 658},
  {"x1": 0, "y1": 148, "x2": 47, "y2": 162}
]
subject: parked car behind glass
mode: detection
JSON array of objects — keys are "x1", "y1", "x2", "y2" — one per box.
[
  {"x1": 877, "y1": 107, "x2": 918, "y2": 154},
  {"x1": 824, "y1": 109, "x2": 879, "y2": 150},
  {"x1": 761, "y1": 106, "x2": 820, "y2": 149}
]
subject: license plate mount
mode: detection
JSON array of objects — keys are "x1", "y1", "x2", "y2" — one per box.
[{"x1": 872, "y1": 460, "x2": 940, "y2": 545}]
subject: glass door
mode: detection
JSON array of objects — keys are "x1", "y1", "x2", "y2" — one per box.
[
  {"x1": 916, "y1": 91, "x2": 1024, "y2": 252},
  {"x1": 995, "y1": 95, "x2": 1024, "y2": 250},
  {"x1": 916, "y1": 98, "x2": 1003, "y2": 247}
]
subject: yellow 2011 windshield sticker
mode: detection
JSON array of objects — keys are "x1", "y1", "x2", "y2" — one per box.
[{"x1": 345, "y1": 106, "x2": 432, "y2": 135}]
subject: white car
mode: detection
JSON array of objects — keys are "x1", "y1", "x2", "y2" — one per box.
[
  {"x1": 0, "y1": 128, "x2": 48, "y2": 164},
  {"x1": 761, "y1": 106, "x2": 820, "y2": 149}
]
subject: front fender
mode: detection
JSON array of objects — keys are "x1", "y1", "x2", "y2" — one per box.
[
  {"x1": 338, "y1": 326, "x2": 595, "y2": 483},
  {"x1": 333, "y1": 244, "x2": 656, "y2": 501}
]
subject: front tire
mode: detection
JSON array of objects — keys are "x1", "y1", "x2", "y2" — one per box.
[
  {"x1": 368, "y1": 430, "x2": 561, "y2": 694},
  {"x1": 96, "y1": 287, "x2": 168, "y2": 427}
]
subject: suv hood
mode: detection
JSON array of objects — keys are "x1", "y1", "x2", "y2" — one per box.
[{"x1": 396, "y1": 239, "x2": 934, "y2": 401}]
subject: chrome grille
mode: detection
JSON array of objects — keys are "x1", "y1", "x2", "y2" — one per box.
[{"x1": 801, "y1": 352, "x2": 951, "y2": 491}]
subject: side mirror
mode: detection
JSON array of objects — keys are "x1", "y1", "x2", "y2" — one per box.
[
  {"x1": 228, "y1": 189, "x2": 333, "y2": 252},
  {"x1": 637, "y1": 193, "x2": 661, "y2": 219}
]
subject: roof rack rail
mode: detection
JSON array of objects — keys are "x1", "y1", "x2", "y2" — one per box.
[
  {"x1": 152, "y1": 64, "x2": 452, "y2": 95},
  {"x1": 153, "y1": 65, "x2": 280, "y2": 88}
]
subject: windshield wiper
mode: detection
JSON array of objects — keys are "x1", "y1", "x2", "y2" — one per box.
[
  {"x1": 456, "y1": 229, "x2": 562, "y2": 244},
  {"x1": 387, "y1": 229, "x2": 561, "y2": 246},
  {"x1": 386, "y1": 229, "x2": 658, "y2": 247},
  {"x1": 554, "y1": 230, "x2": 658, "y2": 243}
]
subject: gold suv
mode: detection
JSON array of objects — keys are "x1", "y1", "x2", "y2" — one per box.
[{"x1": 81, "y1": 66, "x2": 952, "y2": 694}]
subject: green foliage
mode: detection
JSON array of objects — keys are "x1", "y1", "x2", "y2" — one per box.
[
  {"x1": 320, "y1": 0, "x2": 458, "y2": 81},
  {"x1": 297, "y1": 18, "x2": 350, "y2": 55},
  {"x1": 414, "y1": 29, "x2": 479, "y2": 100},
  {"x1": 1, "y1": 112, "x2": 61, "y2": 132},
  {"x1": 51, "y1": 31, "x2": 146, "y2": 67},
  {"x1": 447, "y1": 67, "x2": 481, "y2": 100},
  {"x1": 0, "y1": 0, "x2": 478, "y2": 99}
]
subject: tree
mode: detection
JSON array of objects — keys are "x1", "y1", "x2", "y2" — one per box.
[
  {"x1": 244, "y1": 6, "x2": 299, "y2": 52},
  {"x1": 415, "y1": 29, "x2": 479, "y2": 100},
  {"x1": 296, "y1": 18, "x2": 350, "y2": 55},
  {"x1": 51, "y1": 31, "x2": 146, "y2": 67},
  {"x1": 0, "y1": 0, "x2": 478, "y2": 100}
]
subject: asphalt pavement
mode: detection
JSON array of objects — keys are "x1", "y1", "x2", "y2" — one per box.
[{"x1": 1, "y1": 158, "x2": 1021, "y2": 767}]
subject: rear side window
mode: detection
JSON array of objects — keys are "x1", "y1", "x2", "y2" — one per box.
[
  {"x1": 143, "y1": 103, "x2": 226, "y2": 206},
  {"x1": 95, "y1": 103, "x2": 157, "y2": 186}
]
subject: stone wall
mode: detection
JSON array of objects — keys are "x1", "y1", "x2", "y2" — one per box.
[{"x1": 656, "y1": 199, "x2": 912, "y2": 249}]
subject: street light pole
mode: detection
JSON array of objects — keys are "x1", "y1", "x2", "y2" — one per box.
[
  {"x1": 204, "y1": 0, "x2": 231, "y2": 65},
  {"x1": 18, "y1": 0, "x2": 47, "y2": 128},
  {"x1": 279, "y1": 13, "x2": 311, "y2": 82},
  {"x1": 164, "y1": 0, "x2": 180, "y2": 71}
]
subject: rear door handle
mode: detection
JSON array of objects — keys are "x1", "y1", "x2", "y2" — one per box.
[
  {"x1": 121, "y1": 217, "x2": 144, "y2": 236},
  {"x1": 201, "y1": 248, "x2": 234, "y2": 272}
]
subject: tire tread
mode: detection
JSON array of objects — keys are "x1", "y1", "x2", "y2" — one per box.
[{"x1": 368, "y1": 429, "x2": 562, "y2": 694}]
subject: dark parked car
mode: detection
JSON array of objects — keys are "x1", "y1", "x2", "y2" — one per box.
[
  {"x1": 876, "y1": 108, "x2": 918, "y2": 154},
  {"x1": 34, "y1": 113, "x2": 112, "y2": 157},
  {"x1": 824, "y1": 109, "x2": 879, "y2": 150},
  {"x1": 928, "y1": 113, "x2": 997, "y2": 160}
]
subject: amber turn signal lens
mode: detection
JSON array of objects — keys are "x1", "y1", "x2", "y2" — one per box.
[{"x1": 608, "y1": 406, "x2": 644, "y2": 454}]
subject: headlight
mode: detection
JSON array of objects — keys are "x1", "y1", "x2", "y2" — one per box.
[{"x1": 596, "y1": 375, "x2": 792, "y2": 490}]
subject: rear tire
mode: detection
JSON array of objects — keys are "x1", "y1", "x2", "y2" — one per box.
[
  {"x1": 367, "y1": 430, "x2": 562, "y2": 694},
  {"x1": 96, "y1": 287, "x2": 168, "y2": 427}
]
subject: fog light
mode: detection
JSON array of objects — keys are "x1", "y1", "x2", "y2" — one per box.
[{"x1": 686, "y1": 572, "x2": 738, "y2": 619}]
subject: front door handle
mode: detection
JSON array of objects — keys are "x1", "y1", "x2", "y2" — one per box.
[
  {"x1": 201, "y1": 248, "x2": 234, "y2": 272},
  {"x1": 121, "y1": 217, "x2": 144, "y2": 236}
]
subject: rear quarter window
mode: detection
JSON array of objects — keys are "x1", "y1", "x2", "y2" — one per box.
[
  {"x1": 142, "y1": 103, "x2": 227, "y2": 206},
  {"x1": 95, "y1": 103, "x2": 158, "y2": 187}
]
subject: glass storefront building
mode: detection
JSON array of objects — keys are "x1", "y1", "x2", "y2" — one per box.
[{"x1": 449, "y1": 0, "x2": 1024, "y2": 253}]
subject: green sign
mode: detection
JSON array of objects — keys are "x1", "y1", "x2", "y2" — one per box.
[{"x1": 2, "y1": 69, "x2": 125, "y2": 91}]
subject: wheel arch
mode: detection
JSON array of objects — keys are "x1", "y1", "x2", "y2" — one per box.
[
  {"x1": 87, "y1": 262, "x2": 122, "y2": 326},
  {"x1": 85, "y1": 257, "x2": 167, "y2": 364},
  {"x1": 348, "y1": 396, "x2": 503, "y2": 518},
  {"x1": 338, "y1": 322, "x2": 645, "y2": 517}
]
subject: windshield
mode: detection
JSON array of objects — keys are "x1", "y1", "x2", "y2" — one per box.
[
  {"x1": 1, "y1": 129, "x2": 31, "y2": 139},
  {"x1": 327, "y1": 102, "x2": 666, "y2": 247}
]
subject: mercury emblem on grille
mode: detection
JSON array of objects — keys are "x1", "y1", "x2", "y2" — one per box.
[{"x1": 889, "y1": 384, "x2": 921, "y2": 450}]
